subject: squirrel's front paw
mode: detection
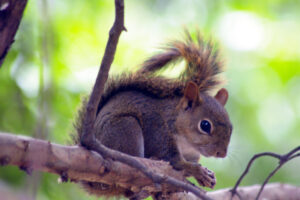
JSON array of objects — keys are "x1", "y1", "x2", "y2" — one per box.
[{"x1": 194, "y1": 165, "x2": 216, "y2": 189}]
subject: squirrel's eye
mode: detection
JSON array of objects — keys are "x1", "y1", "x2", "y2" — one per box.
[{"x1": 200, "y1": 120, "x2": 211, "y2": 134}]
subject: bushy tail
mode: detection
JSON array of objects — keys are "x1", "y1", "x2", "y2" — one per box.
[{"x1": 138, "y1": 31, "x2": 224, "y2": 92}]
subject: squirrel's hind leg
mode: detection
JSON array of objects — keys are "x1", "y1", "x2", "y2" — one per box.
[
  {"x1": 98, "y1": 116, "x2": 145, "y2": 157},
  {"x1": 81, "y1": 116, "x2": 145, "y2": 198}
]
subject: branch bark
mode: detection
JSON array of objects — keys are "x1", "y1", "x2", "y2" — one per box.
[
  {"x1": 0, "y1": 0, "x2": 28, "y2": 67},
  {"x1": 0, "y1": 132, "x2": 188, "y2": 195},
  {"x1": 170, "y1": 183, "x2": 300, "y2": 200},
  {"x1": 0, "y1": 132, "x2": 299, "y2": 200}
]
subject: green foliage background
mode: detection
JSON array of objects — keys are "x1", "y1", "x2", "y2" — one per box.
[{"x1": 0, "y1": 0, "x2": 300, "y2": 199}]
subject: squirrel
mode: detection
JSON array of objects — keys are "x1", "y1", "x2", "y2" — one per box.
[{"x1": 75, "y1": 32, "x2": 233, "y2": 198}]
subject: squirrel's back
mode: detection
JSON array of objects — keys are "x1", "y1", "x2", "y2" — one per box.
[
  {"x1": 96, "y1": 74, "x2": 185, "y2": 114},
  {"x1": 97, "y1": 32, "x2": 223, "y2": 113}
]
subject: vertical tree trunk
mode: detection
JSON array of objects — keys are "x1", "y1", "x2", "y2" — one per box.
[{"x1": 0, "y1": 0, "x2": 28, "y2": 67}]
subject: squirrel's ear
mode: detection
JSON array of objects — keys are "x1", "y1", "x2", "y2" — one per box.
[
  {"x1": 183, "y1": 81, "x2": 200, "y2": 107},
  {"x1": 215, "y1": 88, "x2": 228, "y2": 106}
]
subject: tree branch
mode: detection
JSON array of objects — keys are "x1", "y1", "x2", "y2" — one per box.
[
  {"x1": 0, "y1": 132, "x2": 189, "y2": 194},
  {"x1": 231, "y1": 146, "x2": 300, "y2": 200},
  {"x1": 208, "y1": 183, "x2": 300, "y2": 200},
  {"x1": 82, "y1": 0, "x2": 125, "y2": 140},
  {"x1": 164, "y1": 183, "x2": 300, "y2": 200},
  {"x1": 0, "y1": 0, "x2": 28, "y2": 67},
  {"x1": 1, "y1": 132, "x2": 299, "y2": 200},
  {"x1": 0, "y1": 132, "x2": 210, "y2": 198}
]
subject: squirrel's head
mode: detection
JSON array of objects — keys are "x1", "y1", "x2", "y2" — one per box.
[{"x1": 176, "y1": 81, "x2": 233, "y2": 158}]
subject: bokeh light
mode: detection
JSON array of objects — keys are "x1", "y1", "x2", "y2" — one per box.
[{"x1": 218, "y1": 11, "x2": 265, "y2": 51}]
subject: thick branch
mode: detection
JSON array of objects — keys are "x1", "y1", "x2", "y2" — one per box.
[
  {"x1": 0, "y1": 132, "x2": 191, "y2": 194},
  {"x1": 209, "y1": 183, "x2": 300, "y2": 200},
  {"x1": 1, "y1": 133, "x2": 299, "y2": 200},
  {"x1": 0, "y1": 0, "x2": 28, "y2": 67},
  {"x1": 169, "y1": 183, "x2": 300, "y2": 200}
]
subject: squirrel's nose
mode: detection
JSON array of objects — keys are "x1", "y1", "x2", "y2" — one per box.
[{"x1": 216, "y1": 150, "x2": 227, "y2": 158}]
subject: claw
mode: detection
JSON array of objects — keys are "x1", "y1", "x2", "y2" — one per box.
[{"x1": 194, "y1": 165, "x2": 216, "y2": 188}]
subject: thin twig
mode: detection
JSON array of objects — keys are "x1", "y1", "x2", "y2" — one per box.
[
  {"x1": 255, "y1": 147, "x2": 300, "y2": 200},
  {"x1": 255, "y1": 163, "x2": 283, "y2": 200},
  {"x1": 231, "y1": 146, "x2": 300, "y2": 200},
  {"x1": 286, "y1": 146, "x2": 300, "y2": 157},
  {"x1": 289, "y1": 153, "x2": 300, "y2": 160},
  {"x1": 81, "y1": 0, "x2": 126, "y2": 144},
  {"x1": 231, "y1": 152, "x2": 282, "y2": 194}
]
